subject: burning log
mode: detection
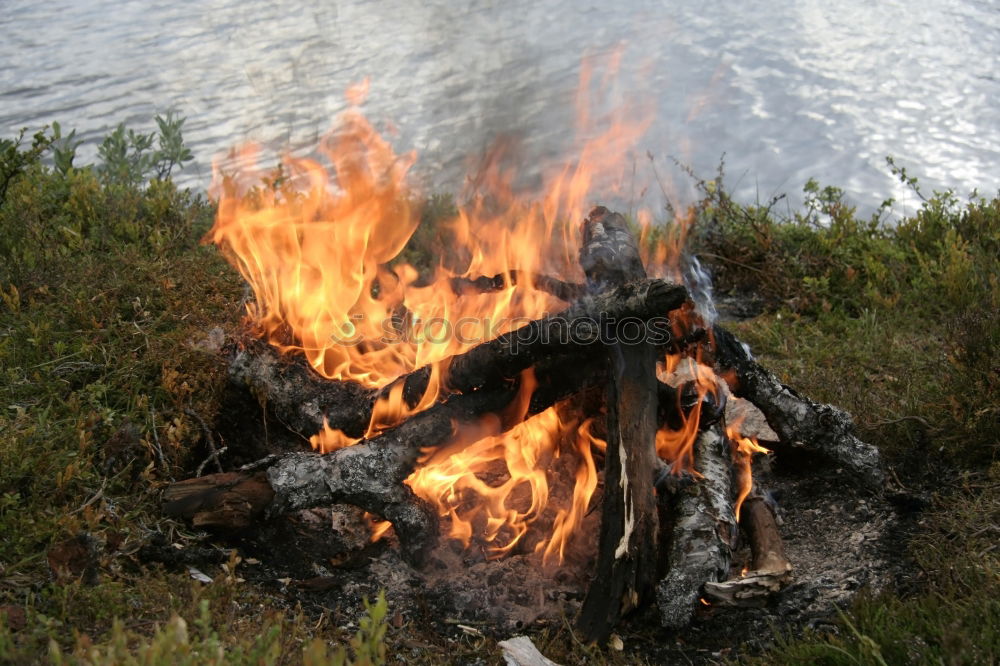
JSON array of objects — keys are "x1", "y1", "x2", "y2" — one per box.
[
  {"x1": 711, "y1": 325, "x2": 884, "y2": 490},
  {"x1": 166, "y1": 353, "x2": 603, "y2": 564},
  {"x1": 449, "y1": 270, "x2": 584, "y2": 302},
  {"x1": 165, "y1": 386, "x2": 513, "y2": 565},
  {"x1": 577, "y1": 207, "x2": 662, "y2": 642},
  {"x1": 228, "y1": 337, "x2": 373, "y2": 440},
  {"x1": 656, "y1": 422, "x2": 737, "y2": 628},
  {"x1": 227, "y1": 277, "x2": 687, "y2": 441}
]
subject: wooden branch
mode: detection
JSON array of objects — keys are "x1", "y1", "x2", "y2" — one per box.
[
  {"x1": 227, "y1": 338, "x2": 375, "y2": 440},
  {"x1": 162, "y1": 472, "x2": 274, "y2": 530},
  {"x1": 656, "y1": 423, "x2": 736, "y2": 629},
  {"x1": 165, "y1": 386, "x2": 511, "y2": 565},
  {"x1": 742, "y1": 494, "x2": 791, "y2": 576},
  {"x1": 711, "y1": 325, "x2": 884, "y2": 490},
  {"x1": 577, "y1": 207, "x2": 668, "y2": 642},
  {"x1": 443, "y1": 277, "x2": 684, "y2": 394}
]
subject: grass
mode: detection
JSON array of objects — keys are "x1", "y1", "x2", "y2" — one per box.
[{"x1": 1, "y1": 122, "x2": 998, "y2": 664}]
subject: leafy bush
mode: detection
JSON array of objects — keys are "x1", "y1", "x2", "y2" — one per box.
[
  {"x1": 0, "y1": 128, "x2": 51, "y2": 205},
  {"x1": 97, "y1": 112, "x2": 193, "y2": 186},
  {"x1": 687, "y1": 161, "x2": 999, "y2": 320}
]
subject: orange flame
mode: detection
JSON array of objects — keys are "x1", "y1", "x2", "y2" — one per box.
[
  {"x1": 208, "y1": 57, "x2": 743, "y2": 563},
  {"x1": 406, "y1": 408, "x2": 576, "y2": 557},
  {"x1": 364, "y1": 512, "x2": 393, "y2": 543},
  {"x1": 655, "y1": 353, "x2": 719, "y2": 472},
  {"x1": 726, "y1": 415, "x2": 771, "y2": 521},
  {"x1": 209, "y1": 60, "x2": 649, "y2": 398}
]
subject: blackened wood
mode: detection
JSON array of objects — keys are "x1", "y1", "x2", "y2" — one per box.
[
  {"x1": 656, "y1": 423, "x2": 737, "y2": 628},
  {"x1": 227, "y1": 338, "x2": 375, "y2": 440},
  {"x1": 711, "y1": 325, "x2": 884, "y2": 490},
  {"x1": 449, "y1": 271, "x2": 584, "y2": 302},
  {"x1": 443, "y1": 277, "x2": 684, "y2": 394},
  {"x1": 577, "y1": 206, "x2": 668, "y2": 642},
  {"x1": 165, "y1": 387, "x2": 511, "y2": 565},
  {"x1": 227, "y1": 279, "x2": 687, "y2": 442}
]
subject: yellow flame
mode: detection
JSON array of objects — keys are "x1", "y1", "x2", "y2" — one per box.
[{"x1": 208, "y1": 58, "x2": 736, "y2": 563}]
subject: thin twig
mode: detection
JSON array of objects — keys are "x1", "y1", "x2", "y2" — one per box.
[
  {"x1": 148, "y1": 406, "x2": 172, "y2": 480},
  {"x1": 185, "y1": 407, "x2": 224, "y2": 475},
  {"x1": 195, "y1": 446, "x2": 228, "y2": 477},
  {"x1": 72, "y1": 478, "x2": 108, "y2": 515},
  {"x1": 868, "y1": 414, "x2": 933, "y2": 429},
  {"x1": 238, "y1": 454, "x2": 280, "y2": 473}
]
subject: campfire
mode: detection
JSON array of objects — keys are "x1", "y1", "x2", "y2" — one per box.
[{"x1": 162, "y1": 82, "x2": 885, "y2": 643}]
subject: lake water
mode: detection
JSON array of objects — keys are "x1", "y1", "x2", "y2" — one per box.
[{"x1": 2, "y1": 0, "x2": 997, "y2": 217}]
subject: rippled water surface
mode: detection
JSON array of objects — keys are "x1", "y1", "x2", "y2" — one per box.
[{"x1": 2, "y1": 0, "x2": 997, "y2": 214}]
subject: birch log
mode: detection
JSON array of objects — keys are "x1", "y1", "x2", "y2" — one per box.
[{"x1": 656, "y1": 423, "x2": 737, "y2": 628}]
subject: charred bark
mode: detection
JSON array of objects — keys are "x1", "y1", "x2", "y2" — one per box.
[
  {"x1": 227, "y1": 338, "x2": 376, "y2": 440},
  {"x1": 577, "y1": 207, "x2": 667, "y2": 642},
  {"x1": 711, "y1": 325, "x2": 884, "y2": 490},
  {"x1": 449, "y1": 270, "x2": 584, "y2": 302},
  {"x1": 226, "y1": 279, "x2": 686, "y2": 444},
  {"x1": 166, "y1": 386, "x2": 511, "y2": 565},
  {"x1": 434, "y1": 276, "x2": 684, "y2": 394}
]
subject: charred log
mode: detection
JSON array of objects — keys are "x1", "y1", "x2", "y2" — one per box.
[
  {"x1": 440, "y1": 276, "x2": 685, "y2": 394},
  {"x1": 577, "y1": 207, "x2": 666, "y2": 642},
  {"x1": 165, "y1": 351, "x2": 606, "y2": 565},
  {"x1": 165, "y1": 386, "x2": 512, "y2": 565},
  {"x1": 227, "y1": 338, "x2": 374, "y2": 440},
  {"x1": 711, "y1": 325, "x2": 884, "y2": 490},
  {"x1": 226, "y1": 278, "x2": 687, "y2": 444},
  {"x1": 449, "y1": 270, "x2": 584, "y2": 302}
]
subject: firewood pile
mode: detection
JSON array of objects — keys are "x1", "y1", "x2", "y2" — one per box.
[{"x1": 163, "y1": 207, "x2": 884, "y2": 642}]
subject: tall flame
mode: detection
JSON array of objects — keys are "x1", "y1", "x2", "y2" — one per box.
[
  {"x1": 208, "y1": 59, "x2": 768, "y2": 565},
  {"x1": 209, "y1": 59, "x2": 650, "y2": 398}
]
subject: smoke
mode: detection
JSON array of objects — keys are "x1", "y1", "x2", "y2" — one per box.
[{"x1": 682, "y1": 254, "x2": 717, "y2": 327}]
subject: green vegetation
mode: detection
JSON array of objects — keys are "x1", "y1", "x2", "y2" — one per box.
[
  {"x1": 0, "y1": 119, "x2": 384, "y2": 665},
  {"x1": 0, "y1": 118, "x2": 997, "y2": 664},
  {"x1": 686, "y1": 165, "x2": 999, "y2": 665},
  {"x1": 688, "y1": 163, "x2": 998, "y2": 468}
]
